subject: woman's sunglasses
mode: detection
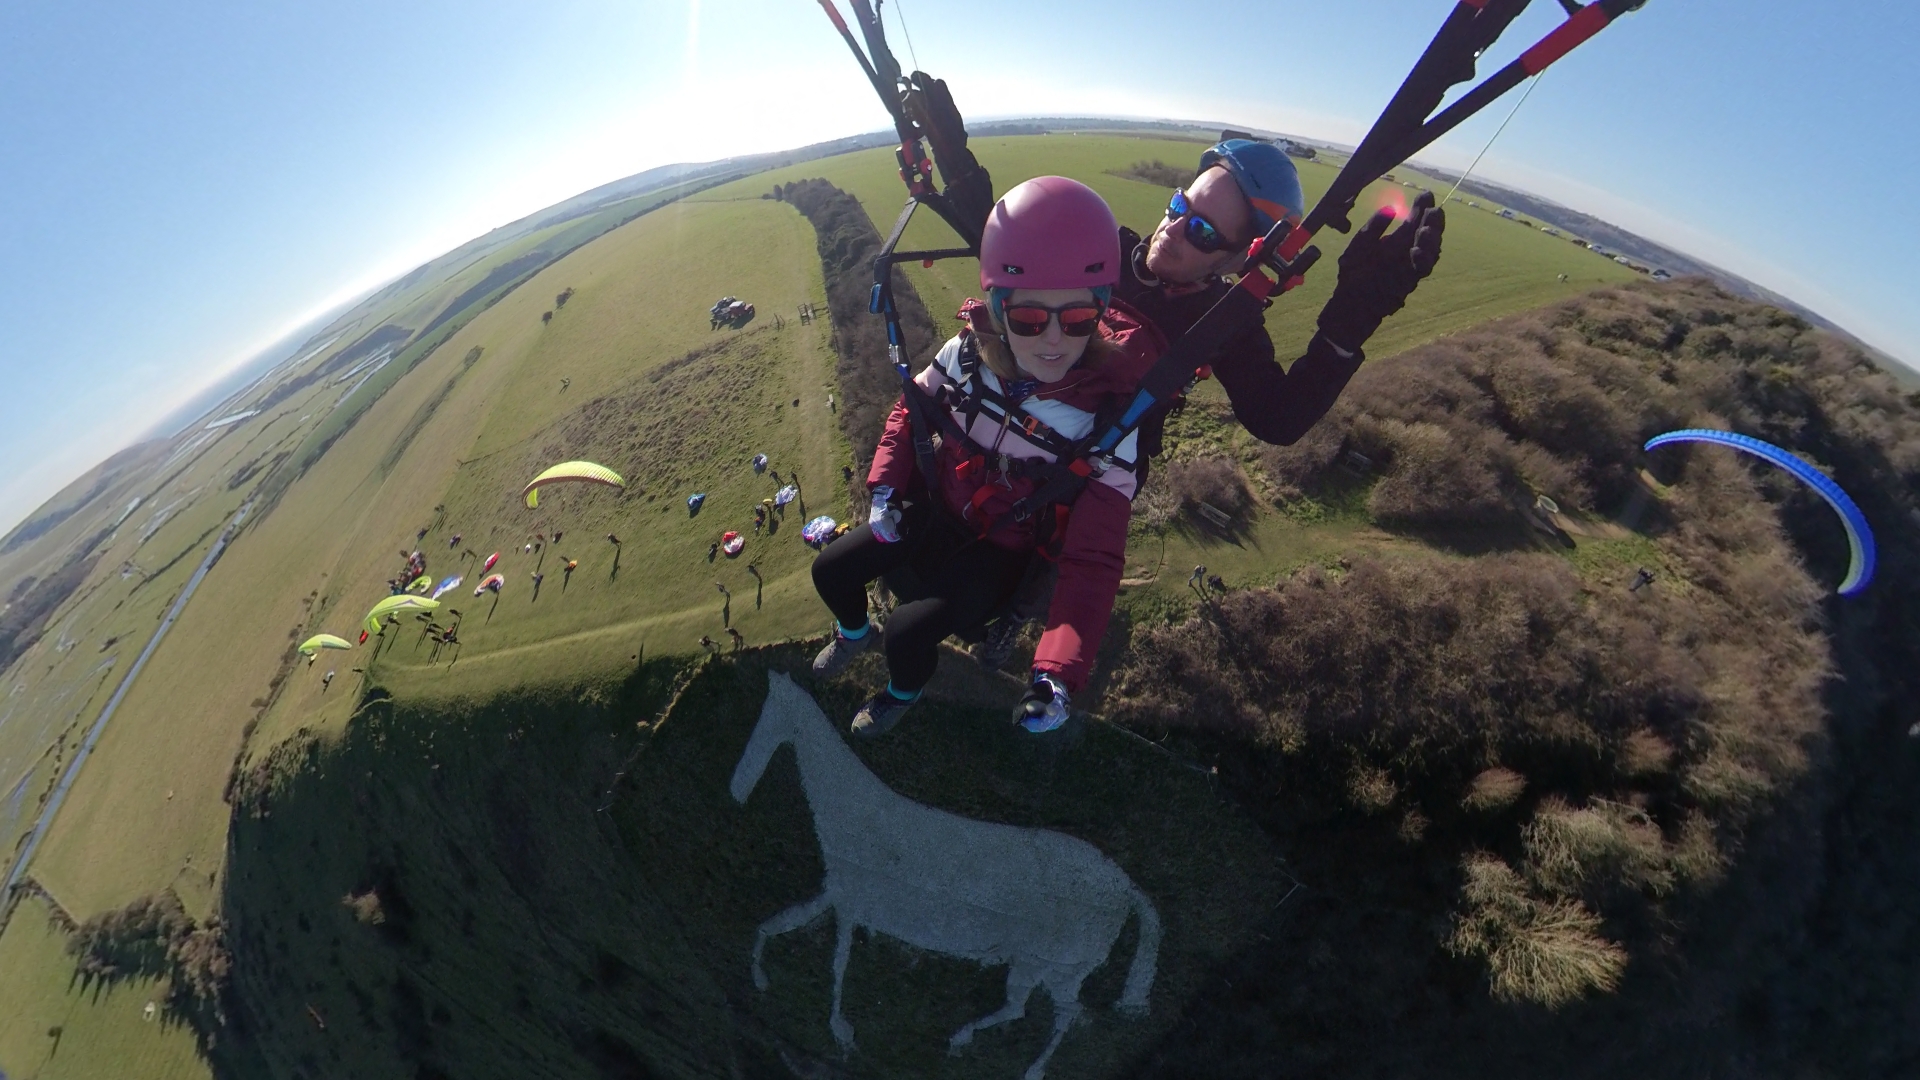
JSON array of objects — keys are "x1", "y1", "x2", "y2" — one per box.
[
  {"x1": 1166, "y1": 189, "x2": 1236, "y2": 254},
  {"x1": 1003, "y1": 302, "x2": 1104, "y2": 338}
]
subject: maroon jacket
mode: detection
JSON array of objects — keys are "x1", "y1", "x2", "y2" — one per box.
[
  {"x1": 868, "y1": 300, "x2": 1165, "y2": 690},
  {"x1": 1114, "y1": 226, "x2": 1365, "y2": 458}
]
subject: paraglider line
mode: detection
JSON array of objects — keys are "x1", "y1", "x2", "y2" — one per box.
[
  {"x1": 887, "y1": 0, "x2": 920, "y2": 73},
  {"x1": 1443, "y1": 69, "x2": 1544, "y2": 206}
]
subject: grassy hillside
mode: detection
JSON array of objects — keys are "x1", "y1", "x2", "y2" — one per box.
[
  {"x1": 687, "y1": 135, "x2": 1637, "y2": 366},
  {"x1": 189, "y1": 648, "x2": 1285, "y2": 1080},
  {"x1": 6, "y1": 132, "x2": 1912, "y2": 1080},
  {"x1": 24, "y1": 195, "x2": 844, "y2": 928}
]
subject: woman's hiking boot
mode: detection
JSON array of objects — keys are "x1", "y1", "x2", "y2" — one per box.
[
  {"x1": 971, "y1": 616, "x2": 1026, "y2": 671},
  {"x1": 850, "y1": 689, "x2": 917, "y2": 738},
  {"x1": 811, "y1": 621, "x2": 879, "y2": 677}
]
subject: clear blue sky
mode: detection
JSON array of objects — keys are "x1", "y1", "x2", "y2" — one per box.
[{"x1": 3, "y1": 0, "x2": 1914, "y2": 535}]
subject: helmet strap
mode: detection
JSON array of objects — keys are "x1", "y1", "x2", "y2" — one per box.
[{"x1": 1129, "y1": 237, "x2": 1162, "y2": 288}]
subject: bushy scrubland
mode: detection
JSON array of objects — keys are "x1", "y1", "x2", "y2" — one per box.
[
  {"x1": 1115, "y1": 279, "x2": 1920, "y2": 1075},
  {"x1": 66, "y1": 888, "x2": 232, "y2": 1039},
  {"x1": 1133, "y1": 454, "x2": 1260, "y2": 533},
  {"x1": 769, "y1": 179, "x2": 936, "y2": 461}
]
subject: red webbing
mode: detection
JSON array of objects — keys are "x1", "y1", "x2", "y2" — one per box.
[{"x1": 1522, "y1": 4, "x2": 1610, "y2": 74}]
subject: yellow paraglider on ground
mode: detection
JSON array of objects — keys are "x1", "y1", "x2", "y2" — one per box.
[
  {"x1": 296, "y1": 634, "x2": 353, "y2": 656},
  {"x1": 523, "y1": 460, "x2": 623, "y2": 508},
  {"x1": 361, "y1": 595, "x2": 439, "y2": 637}
]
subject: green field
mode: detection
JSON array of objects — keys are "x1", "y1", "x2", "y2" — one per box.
[
  {"x1": 690, "y1": 135, "x2": 1635, "y2": 363},
  {"x1": 0, "y1": 132, "x2": 1751, "y2": 1079},
  {"x1": 0, "y1": 895, "x2": 206, "y2": 1080}
]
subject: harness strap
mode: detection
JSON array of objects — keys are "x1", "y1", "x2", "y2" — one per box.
[
  {"x1": 948, "y1": 332, "x2": 1081, "y2": 459},
  {"x1": 891, "y1": 345, "x2": 1129, "y2": 556}
]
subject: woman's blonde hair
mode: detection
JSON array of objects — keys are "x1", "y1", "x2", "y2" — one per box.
[{"x1": 973, "y1": 299, "x2": 1115, "y2": 383}]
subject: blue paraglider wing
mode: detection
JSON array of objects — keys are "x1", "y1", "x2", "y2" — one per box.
[{"x1": 1644, "y1": 428, "x2": 1876, "y2": 595}]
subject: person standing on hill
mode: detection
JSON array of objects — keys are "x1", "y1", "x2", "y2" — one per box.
[
  {"x1": 1117, "y1": 139, "x2": 1446, "y2": 455},
  {"x1": 809, "y1": 177, "x2": 1163, "y2": 738}
]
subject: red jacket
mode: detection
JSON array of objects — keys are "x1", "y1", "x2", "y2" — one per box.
[{"x1": 868, "y1": 299, "x2": 1165, "y2": 690}]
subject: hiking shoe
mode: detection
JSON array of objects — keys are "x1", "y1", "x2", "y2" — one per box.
[
  {"x1": 971, "y1": 616, "x2": 1026, "y2": 671},
  {"x1": 811, "y1": 622, "x2": 879, "y2": 677},
  {"x1": 850, "y1": 690, "x2": 918, "y2": 739}
]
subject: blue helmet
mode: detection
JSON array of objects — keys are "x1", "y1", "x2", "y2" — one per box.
[{"x1": 1198, "y1": 139, "x2": 1306, "y2": 238}]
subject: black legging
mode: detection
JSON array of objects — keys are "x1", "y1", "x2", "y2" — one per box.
[{"x1": 811, "y1": 513, "x2": 1030, "y2": 694}]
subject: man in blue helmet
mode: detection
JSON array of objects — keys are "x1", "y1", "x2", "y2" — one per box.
[{"x1": 1116, "y1": 138, "x2": 1446, "y2": 449}]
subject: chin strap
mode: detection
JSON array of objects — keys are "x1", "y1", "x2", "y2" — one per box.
[{"x1": 1129, "y1": 237, "x2": 1162, "y2": 289}]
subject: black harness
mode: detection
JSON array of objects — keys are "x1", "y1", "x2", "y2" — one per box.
[{"x1": 895, "y1": 330, "x2": 1136, "y2": 555}]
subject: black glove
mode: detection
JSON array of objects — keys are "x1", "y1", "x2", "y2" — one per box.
[{"x1": 1316, "y1": 190, "x2": 1446, "y2": 353}]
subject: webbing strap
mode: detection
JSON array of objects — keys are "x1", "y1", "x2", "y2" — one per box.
[{"x1": 1084, "y1": 0, "x2": 1647, "y2": 461}]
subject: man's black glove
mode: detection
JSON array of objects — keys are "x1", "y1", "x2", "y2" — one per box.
[{"x1": 1316, "y1": 190, "x2": 1446, "y2": 353}]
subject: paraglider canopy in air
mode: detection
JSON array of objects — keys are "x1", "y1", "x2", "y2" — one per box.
[
  {"x1": 1645, "y1": 429, "x2": 1877, "y2": 596},
  {"x1": 298, "y1": 633, "x2": 353, "y2": 656},
  {"x1": 523, "y1": 461, "x2": 624, "y2": 508},
  {"x1": 430, "y1": 575, "x2": 463, "y2": 600},
  {"x1": 474, "y1": 573, "x2": 507, "y2": 596},
  {"x1": 482, "y1": 552, "x2": 500, "y2": 572}
]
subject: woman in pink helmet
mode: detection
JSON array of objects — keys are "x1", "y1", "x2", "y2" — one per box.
[{"x1": 809, "y1": 176, "x2": 1165, "y2": 738}]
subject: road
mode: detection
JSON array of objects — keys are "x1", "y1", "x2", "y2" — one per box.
[{"x1": 0, "y1": 499, "x2": 253, "y2": 923}]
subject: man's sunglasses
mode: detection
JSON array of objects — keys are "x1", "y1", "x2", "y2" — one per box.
[
  {"x1": 1166, "y1": 189, "x2": 1237, "y2": 255},
  {"x1": 1003, "y1": 302, "x2": 1104, "y2": 338}
]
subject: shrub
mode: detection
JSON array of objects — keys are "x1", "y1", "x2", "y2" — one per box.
[
  {"x1": 1258, "y1": 416, "x2": 1346, "y2": 498},
  {"x1": 1521, "y1": 797, "x2": 1674, "y2": 899},
  {"x1": 1130, "y1": 470, "x2": 1181, "y2": 532},
  {"x1": 1162, "y1": 456, "x2": 1256, "y2": 522},
  {"x1": 343, "y1": 889, "x2": 386, "y2": 926},
  {"x1": 66, "y1": 889, "x2": 231, "y2": 1030},
  {"x1": 1362, "y1": 420, "x2": 1516, "y2": 527},
  {"x1": 1619, "y1": 730, "x2": 1674, "y2": 778},
  {"x1": 1463, "y1": 767, "x2": 1527, "y2": 814},
  {"x1": 1347, "y1": 764, "x2": 1399, "y2": 815},
  {"x1": 1448, "y1": 854, "x2": 1627, "y2": 1008},
  {"x1": 1112, "y1": 159, "x2": 1190, "y2": 188}
]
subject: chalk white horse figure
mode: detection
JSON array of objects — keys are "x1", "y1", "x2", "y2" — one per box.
[{"x1": 730, "y1": 672, "x2": 1160, "y2": 1080}]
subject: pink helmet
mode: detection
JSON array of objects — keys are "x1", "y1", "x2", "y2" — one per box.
[{"x1": 978, "y1": 176, "x2": 1120, "y2": 291}]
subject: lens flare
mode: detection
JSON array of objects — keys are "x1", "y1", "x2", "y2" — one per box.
[{"x1": 1374, "y1": 187, "x2": 1409, "y2": 220}]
